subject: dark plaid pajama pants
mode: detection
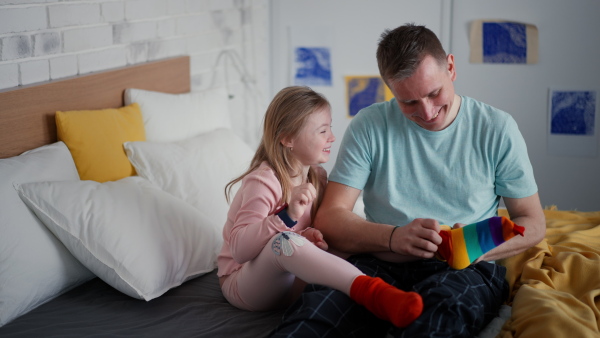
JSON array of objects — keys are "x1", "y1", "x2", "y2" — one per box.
[{"x1": 268, "y1": 254, "x2": 508, "y2": 338}]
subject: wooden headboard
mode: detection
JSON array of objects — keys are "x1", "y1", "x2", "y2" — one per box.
[{"x1": 0, "y1": 56, "x2": 190, "y2": 159}]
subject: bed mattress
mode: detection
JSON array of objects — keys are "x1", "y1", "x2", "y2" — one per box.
[{"x1": 0, "y1": 270, "x2": 283, "y2": 337}]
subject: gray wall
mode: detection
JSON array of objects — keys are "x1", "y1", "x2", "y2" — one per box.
[
  {"x1": 270, "y1": 0, "x2": 448, "y2": 170},
  {"x1": 451, "y1": 0, "x2": 600, "y2": 211},
  {"x1": 270, "y1": 0, "x2": 600, "y2": 211}
]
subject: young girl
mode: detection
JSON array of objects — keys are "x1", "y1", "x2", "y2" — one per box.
[{"x1": 217, "y1": 86, "x2": 423, "y2": 328}]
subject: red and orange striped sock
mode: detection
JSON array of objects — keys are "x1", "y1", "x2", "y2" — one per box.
[{"x1": 349, "y1": 275, "x2": 423, "y2": 328}]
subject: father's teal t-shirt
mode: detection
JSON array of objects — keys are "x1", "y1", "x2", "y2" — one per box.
[{"x1": 329, "y1": 96, "x2": 537, "y2": 226}]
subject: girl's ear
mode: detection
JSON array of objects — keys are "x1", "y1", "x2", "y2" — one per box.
[{"x1": 281, "y1": 136, "x2": 294, "y2": 148}]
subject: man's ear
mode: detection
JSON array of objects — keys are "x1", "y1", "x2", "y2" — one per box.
[{"x1": 446, "y1": 54, "x2": 457, "y2": 81}]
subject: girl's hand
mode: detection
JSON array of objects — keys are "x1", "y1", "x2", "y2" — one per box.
[
  {"x1": 301, "y1": 227, "x2": 328, "y2": 251},
  {"x1": 287, "y1": 182, "x2": 317, "y2": 221}
]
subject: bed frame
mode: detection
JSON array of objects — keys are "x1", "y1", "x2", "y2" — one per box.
[
  {"x1": 0, "y1": 56, "x2": 284, "y2": 337},
  {"x1": 0, "y1": 56, "x2": 190, "y2": 159}
]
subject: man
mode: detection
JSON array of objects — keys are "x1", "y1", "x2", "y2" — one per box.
[{"x1": 270, "y1": 23, "x2": 545, "y2": 337}]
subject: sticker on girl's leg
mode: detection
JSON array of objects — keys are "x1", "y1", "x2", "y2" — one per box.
[{"x1": 272, "y1": 231, "x2": 306, "y2": 256}]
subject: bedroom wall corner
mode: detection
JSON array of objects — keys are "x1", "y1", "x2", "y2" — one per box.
[
  {"x1": 270, "y1": 0, "x2": 600, "y2": 212},
  {"x1": 0, "y1": 0, "x2": 270, "y2": 148},
  {"x1": 450, "y1": 0, "x2": 600, "y2": 211},
  {"x1": 268, "y1": 0, "x2": 445, "y2": 174}
]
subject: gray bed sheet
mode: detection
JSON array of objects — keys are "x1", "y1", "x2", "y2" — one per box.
[
  {"x1": 0, "y1": 270, "x2": 283, "y2": 337},
  {"x1": 0, "y1": 268, "x2": 509, "y2": 337}
]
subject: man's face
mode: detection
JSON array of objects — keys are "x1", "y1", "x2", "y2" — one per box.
[{"x1": 389, "y1": 54, "x2": 458, "y2": 131}]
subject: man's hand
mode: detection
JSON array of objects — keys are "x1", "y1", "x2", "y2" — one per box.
[
  {"x1": 389, "y1": 218, "x2": 442, "y2": 259},
  {"x1": 451, "y1": 222, "x2": 466, "y2": 229}
]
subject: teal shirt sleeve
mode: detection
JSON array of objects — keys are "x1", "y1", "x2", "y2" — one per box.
[
  {"x1": 329, "y1": 104, "x2": 378, "y2": 191},
  {"x1": 494, "y1": 115, "x2": 538, "y2": 199}
]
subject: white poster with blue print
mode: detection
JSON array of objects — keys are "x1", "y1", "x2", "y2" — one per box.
[
  {"x1": 470, "y1": 20, "x2": 538, "y2": 64},
  {"x1": 548, "y1": 88, "x2": 598, "y2": 157},
  {"x1": 290, "y1": 26, "x2": 333, "y2": 87}
]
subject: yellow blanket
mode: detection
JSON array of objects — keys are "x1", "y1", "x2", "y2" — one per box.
[{"x1": 497, "y1": 208, "x2": 600, "y2": 337}]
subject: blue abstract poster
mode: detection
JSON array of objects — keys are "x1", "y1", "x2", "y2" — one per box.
[
  {"x1": 547, "y1": 88, "x2": 598, "y2": 157},
  {"x1": 345, "y1": 76, "x2": 393, "y2": 118},
  {"x1": 483, "y1": 22, "x2": 527, "y2": 63},
  {"x1": 294, "y1": 47, "x2": 332, "y2": 86},
  {"x1": 469, "y1": 20, "x2": 538, "y2": 64},
  {"x1": 550, "y1": 90, "x2": 596, "y2": 135}
]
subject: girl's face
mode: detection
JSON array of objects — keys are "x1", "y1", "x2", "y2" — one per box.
[{"x1": 287, "y1": 107, "x2": 335, "y2": 167}]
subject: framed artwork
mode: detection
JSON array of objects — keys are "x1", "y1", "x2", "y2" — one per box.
[
  {"x1": 470, "y1": 20, "x2": 538, "y2": 64},
  {"x1": 547, "y1": 88, "x2": 598, "y2": 157},
  {"x1": 294, "y1": 47, "x2": 332, "y2": 86},
  {"x1": 345, "y1": 76, "x2": 393, "y2": 118},
  {"x1": 290, "y1": 26, "x2": 333, "y2": 87}
]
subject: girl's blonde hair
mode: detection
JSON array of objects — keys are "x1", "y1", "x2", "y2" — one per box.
[{"x1": 225, "y1": 86, "x2": 331, "y2": 221}]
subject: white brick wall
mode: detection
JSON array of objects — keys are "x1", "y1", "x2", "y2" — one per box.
[
  {"x1": 0, "y1": 7, "x2": 47, "y2": 35},
  {"x1": 0, "y1": 63, "x2": 18, "y2": 88},
  {"x1": 124, "y1": 0, "x2": 167, "y2": 21},
  {"x1": 0, "y1": 0, "x2": 269, "y2": 146},
  {"x1": 113, "y1": 21, "x2": 157, "y2": 44},
  {"x1": 63, "y1": 25, "x2": 113, "y2": 52},
  {"x1": 78, "y1": 46, "x2": 127, "y2": 74},
  {"x1": 101, "y1": 2, "x2": 125, "y2": 22},
  {"x1": 48, "y1": 3, "x2": 101, "y2": 28},
  {"x1": 20, "y1": 58, "x2": 49, "y2": 85},
  {"x1": 167, "y1": 0, "x2": 186, "y2": 15},
  {"x1": 32, "y1": 31, "x2": 61, "y2": 56},
  {"x1": 49, "y1": 54, "x2": 77, "y2": 79},
  {"x1": 1, "y1": 35, "x2": 32, "y2": 60}
]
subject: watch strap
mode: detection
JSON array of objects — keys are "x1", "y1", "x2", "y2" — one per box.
[{"x1": 275, "y1": 204, "x2": 297, "y2": 228}]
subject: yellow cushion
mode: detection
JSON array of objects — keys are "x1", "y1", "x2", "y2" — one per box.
[{"x1": 56, "y1": 103, "x2": 146, "y2": 182}]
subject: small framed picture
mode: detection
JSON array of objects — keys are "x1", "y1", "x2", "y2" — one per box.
[
  {"x1": 293, "y1": 47, "x2": 332, "y2": 86},
  {"x1": 345, "y1": 76, "x2": 393, "y2": 118},
  {"x1": 547, "y1": 88, "x2": 598, "y2": 157}
]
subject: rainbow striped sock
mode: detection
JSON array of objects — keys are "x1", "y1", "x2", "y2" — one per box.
[{"x1": 436, "y1": 216, "x2": 524, "y2": 270}]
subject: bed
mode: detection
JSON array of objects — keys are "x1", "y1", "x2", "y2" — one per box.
[
  {"x1": 0, "y1": 56, "x2": 284, "y2": 337},
  {"x1": 1, "y1": 56, "x2": 598, "y2": 338},
  {"x1": 496, "y1": 207, "x2": 600, "y2": 337}
]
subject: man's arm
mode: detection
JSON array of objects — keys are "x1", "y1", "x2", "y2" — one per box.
[
  {"x1": 314, "y1": 182, "x2": 441, "y2": 259},
  {"x1": 477, "y1": 192, "x2": 546, "y2": 262}
]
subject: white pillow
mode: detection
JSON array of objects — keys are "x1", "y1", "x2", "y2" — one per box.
[
  {"x1": 124, "y1": 87, "x2": 232, "y2": 143},
  {"x1": 0, "y1": 142, "x2": 94, "y2": 327},
  {"x1": 124, "y1": 128, "x2": 254, "y2": 228},
  {"x1": 16, "y1": 176, "x2": 222, "y2": 301}
]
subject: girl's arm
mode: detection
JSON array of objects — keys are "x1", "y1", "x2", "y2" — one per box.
[{"x1": 227, "y1": 172, "x2": 289, "y2": 264}]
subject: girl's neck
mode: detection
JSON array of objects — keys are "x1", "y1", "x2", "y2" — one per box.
[{"x1": 290, "y1": 165, "x2": 310, "y2": 186}]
